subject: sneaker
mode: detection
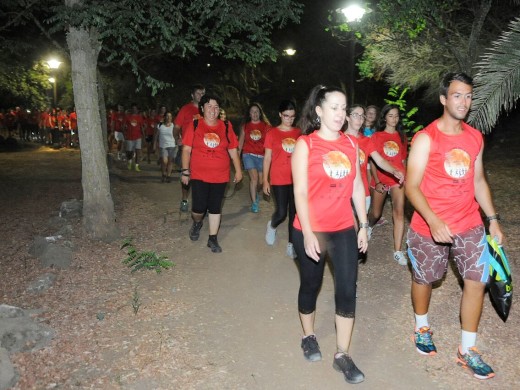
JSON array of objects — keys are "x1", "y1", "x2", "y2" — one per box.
[
  {"x1": 413, "y1": 327, "x2": 437, "y2": 356},
  {"x1": 207, "y1": 236, "x2": 222, "y2": 253},
  {"x1": 251, "y1": 200, "x2": 259, "y2": 213},
  {"x1": 367, "y1": 226, "x2": 373, "y2": 241},
  {"x1": 189, "y1": 221, "x2": 203, "y2": 241},
  {"x1": 180, "y1": 200, "x2": 189, "y2": 213},
  {"x1": 375, "y1": 217, "x2": 388, "y2": 227},
  {"x1": 457, "y1": 347, "x2": 495, "y2": 380},
  {"x1": 286, "y1": 243, "x2": 297, "y2": 259},
  {"x1": 333, "y1": 353, "x2": 365, "y2": 384},
  {"x1": 127, "y1": 162, "x2": 132, "y2": 170},
  {"x1": 265, "y1": 221, "x2": 276, "y2": 245},
  {"x1": 394, "y1": 251, "x2": 407, "y2": 265},
  {"x1": 301, "y1": 335, "x2": 322, "y2": 362},
  {"x1": 134, "y1": 164, "x2": 141, "y2": 172}
]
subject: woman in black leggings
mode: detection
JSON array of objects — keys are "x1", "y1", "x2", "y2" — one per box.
[
  {"x1": 263, "y1": 100, "x2": 301, "y2": 258},
  {"x1": 291, "y1": 85, "x2": 368, "y2": 384}
]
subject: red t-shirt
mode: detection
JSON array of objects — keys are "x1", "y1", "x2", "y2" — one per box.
[
  {"x1": 356, "y1": 134, "x2": 376, "y2": 196},
  {"x1": 124, "y1": 114, "x2": 144, "y2": 141},
  {"x1": 69, "y1": 112, "x2": 77, "y2": 130},
  {"x1": 293, "y1": 132, "x2": 358, "y2": 232},
  {"x1": 410, "y1": 120, "x2": 483, "y2": 236},
  {"x1": 145, "y1": 117, "x2": 156, "y2": 136},
  {"x1": 174, "y1": 103, "x2": 201, "y2": 146},
  {"x1": 370, "y1": 130, "x2": 407, "y2": 187},
  {"x1": 182, "y1": 119, "x2": 239, "y2": 183},
  {"x1": 111, "y1": 111, "x2": 125, "y2": 132},
  {"x1": 264, "y1": 127, "x2": 301, "y2": 185},
  {"x1": 40, "y1": 112, "x2": 51, "y2": 128},
  {"x1": 242, "y1": 121, "x2": 269, "y2": 155}
]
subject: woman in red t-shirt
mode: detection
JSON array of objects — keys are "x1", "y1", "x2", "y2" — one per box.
[
  {"x1": 238, "y1": 102, "x2": 271, "y2": 213},
  {"x1": 291, "y1": 85, "x2": 368, "y2": 384},
  {"x1": 262, "y1": 100, "x2": 301, "y2": 258},
  {"x1": 369, "y1": 104, "x2": 408, "y2": 265},
  {"x1": 344, "y1": 104, "x2": 404, "y2": 230},
  {"x1": 181, "y1": 95, "x2": 243, "y2": 253}
]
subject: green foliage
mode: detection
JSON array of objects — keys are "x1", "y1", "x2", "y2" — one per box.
[
  {"x1": 121, "y1": 238, "x2": 173, "y2": 274},
  {"x1": 328, "y1": 0, "x2": 520, "y2": 103},
  {"x1": 469, "y1": 17, "x2": 520, "y2": 133},
  {"x1": 384, "y1": 86, "x2": 423, "y2": 139},
  {"x1": 45, "y1": 0, "x2": 303, "y2": 94}
]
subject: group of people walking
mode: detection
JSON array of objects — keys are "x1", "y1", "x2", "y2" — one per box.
[{"x1": 113, "y1": 72, "x2": 503, "y2": 384}]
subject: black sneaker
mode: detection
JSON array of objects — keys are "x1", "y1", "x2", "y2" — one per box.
[
  {"x1": 301, "y1": 335, "x2": 322, "y2": 362},
  {"x1": 333, "y1": 353, "x2": 365, "y2": 384},
  {"x1": 189, "y1": 221, "x2": 203, "y2": 241},
  {"x1": 207, "y1": 236, "x2": 222, "y2": 253}
]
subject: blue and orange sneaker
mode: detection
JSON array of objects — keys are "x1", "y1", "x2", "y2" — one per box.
[
  {"x1": 457, "y1": 346, "x2": 495, "y2": 380},
  {"x1": 413, "y1": 326, "x2": 437, "y2": 356}
]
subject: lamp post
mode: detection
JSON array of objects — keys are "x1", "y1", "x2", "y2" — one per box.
[
  {"x1": 341, "y1": 4, "x2": 366, "y2": 104},
  {"x1": 46, "y1": 59, "x2": 62, "y2": 107}
]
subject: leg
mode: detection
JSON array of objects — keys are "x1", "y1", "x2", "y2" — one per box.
[
  {"x1": 389, "y1": 186, "x2": 405, "y2": 251},
  {"x1": 248, "y1": 168, "x2": 259, "y2": 203},
  {"x1": 368, "y1": 187, "x2": 386, "y2": 226},
  {"x1": 460, "y1": 280, "x2": 486, "y2": 332}
]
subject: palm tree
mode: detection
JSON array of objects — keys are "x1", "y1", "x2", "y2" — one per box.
[{"x1": 468, "y1": 17, "x2": 520, "y2": 133}]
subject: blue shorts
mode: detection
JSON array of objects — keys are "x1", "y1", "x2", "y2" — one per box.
[{"x1": 242, "y1": 153, "x2": 264, "y2": 172}]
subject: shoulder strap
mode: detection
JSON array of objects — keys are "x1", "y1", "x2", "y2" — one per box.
[{"x1": 224, "y1": 120, "x2": 230, "y2": 143}]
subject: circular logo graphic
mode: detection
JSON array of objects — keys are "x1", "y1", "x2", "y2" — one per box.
[
  {"x1": 282, "y1": 137, "x2": 296, "y2": 153},
  {"x1": 204, "y1": 133, "x2": 220, "y2": 148},
  {"x1": 130, "y1": 120, "x2": 138, "y2": 127},
  {"x1": 444, "y1": 148, "x2": 470, "y2": 178},
  {"x1": 322, "y1": 151, "x2": 351, "y2": 179},
  {"x1": 383, "y1": 141, "x2": 399, "y2": 157},
  {"x1": 359, "y1": 149, "x2": 366, "y2": 165},
  {"x1": 250, "y1": 129, "x2": 262, "y2": 141}
]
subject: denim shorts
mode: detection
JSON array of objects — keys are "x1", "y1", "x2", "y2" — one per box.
[{"x1": 242, "y1": 153, "x2": 264, "y2": 172}]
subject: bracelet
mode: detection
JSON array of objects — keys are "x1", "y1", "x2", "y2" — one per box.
[
  {"x1": 182, "y1": 173, "x2": 190, "y2": 177},
  {"x1": 486, "y1": 213, "x2": 500, "y2": 222},
  {"x1": 181, "y1": 168, "x2": 189, "y2": 172},
  {"x1": 359, "y1": 222, "x2": 370, "y2": 229}
]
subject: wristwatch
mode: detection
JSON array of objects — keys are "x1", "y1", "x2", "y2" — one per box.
[
  {"x1": 359, "y1": 222, "x2": 370, "y2": 229},
  {"x1": 486, "y1": 213, "x2": 500, "y2": 222}
]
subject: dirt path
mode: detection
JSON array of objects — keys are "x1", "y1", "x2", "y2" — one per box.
[{"x1": 1, "y1": 140, "x2": 519, "y2": 389}]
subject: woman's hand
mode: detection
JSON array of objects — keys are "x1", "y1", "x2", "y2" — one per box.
[
  {"x1": 263, "y1": 181, "x2": 271, "y2": 196},
  {"x1": 357, "y1": 228, "x2": 368, "y2": 253},
  {"x1": 233, "y1": 170, "x2": 243, "y2": 183},
  {"x1": 181, "y1": 175, "x2": 190, "y2": 185},
  {"x1": 374, "y1": 182, "x2": 388, "y2": 194},
  {"x1": 303, "y1": 232, "x2": 321, "y2": 262},
  {"x1": 428, "y1": 216, "x2": 453, "y2": 244},
  {"x1": 393, "y1": 170, "x2": 405, "y2": 184}
]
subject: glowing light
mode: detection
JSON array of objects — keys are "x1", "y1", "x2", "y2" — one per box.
[
  {"x1": 341, "y1": 4, "x2": 366, "y2": 22},
  {"x1": 49, "y1": 77, "x2": 56, "y2": 83},
  {"x1": 284, "y1": 48, "x2": 296, "y2": 56},
  {"x1": 47, "y1": 59, "x2": 62, "y2": 69}
]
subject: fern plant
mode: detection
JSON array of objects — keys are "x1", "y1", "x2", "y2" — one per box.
[
  {"x1": 121, "y1": 238, "x2": 173, "y2": 273},
  {"x1": 384, "y1": 86, "x2": 423, "y2": 142}
]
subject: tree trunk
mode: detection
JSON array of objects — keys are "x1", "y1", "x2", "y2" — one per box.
[{"x1": 66, "y1": 24, "x2": 119, "y2": 241}]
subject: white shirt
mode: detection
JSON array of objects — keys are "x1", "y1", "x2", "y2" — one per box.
[{"x1": 157, "y1": 123, "x2": 175, "y2": 148}]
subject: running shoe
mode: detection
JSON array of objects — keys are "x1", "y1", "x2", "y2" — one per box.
[
  {"x1": 207, "y1": 236, "x2": 222, "y2": 253},
  {"x1": 286, "y1": 243, "x2": 297, "y2": 259},
  {"x1": 413, "y1": 326, "x2": 437, "y2": 356},
  {"x1": 301, "y1": 335, "x2": 322, "y2": 362},
  {"x1": 457, "y1": 346, "x2": 495, "y2": 380},
  {"x1": 394, "y1": 251, "x2": 408, "y2": 265},
  {"x1": 127, "y1": 162, "x2": 132, "y2": 170},
  {"x1": 333, "y1": 353, "x2": 365, "y2": 384},
  {"x1": 251, "y1": 200, "x2": 259, "y2": 213},
  {"x1": 265, "y1": 221, "x2": 276, "y2": 245},
  {"x1": 189, "y1": 221, "x2": 203, "y2": 241},
  {"x1": 134, "y1": 164, "x2": 141, "y2": 172},
  {"x1": 180, "y1": 200, "x2": 189, "y2": 213}
]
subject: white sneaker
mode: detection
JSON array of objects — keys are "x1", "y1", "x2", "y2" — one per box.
[
  {"x1": 367, "y1": 227, "x2": 373, "y2": 241},
  {"x1": 286, "y1": 243, "x2": 297, "y2": 259},
  {"x1": 394, "y1": 251, "x2": 408, "y2": 266},
  {"x1": 265, "y1": 220, "x2": 276, "y2": 245}
]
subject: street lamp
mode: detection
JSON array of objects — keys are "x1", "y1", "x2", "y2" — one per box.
[
  {"x1": 284, "y1": 48, "x2": 297, "y2": 56},
  {"x1": 46, "y1": 59, "x2": 62, "y2": 107},
  {"x1": 339, "y1": 3, "x2": 366, "y2": 103}
]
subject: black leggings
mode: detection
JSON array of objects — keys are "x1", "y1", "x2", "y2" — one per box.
[
  {"x1": 190, "y1": 180, "x2": 227, "y2": 214},
  {"x1": 293, "y1": 227, "x2": 358, "y2": 318},
  {"x1": 271, "y1": 184, "x2": 296, "y2": 243}
]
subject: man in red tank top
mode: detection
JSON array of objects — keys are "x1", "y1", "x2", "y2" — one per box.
[{"x1": 405, "y1": 72, "x2": 504, "y2": 380}]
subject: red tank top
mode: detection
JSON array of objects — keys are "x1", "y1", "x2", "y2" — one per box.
[
  {"x1": 410, "y1": 120, "x2": 483, "y2": 236},
  {"x1": 293, "y1": 132, "x2": 357, "y2": 232}
]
